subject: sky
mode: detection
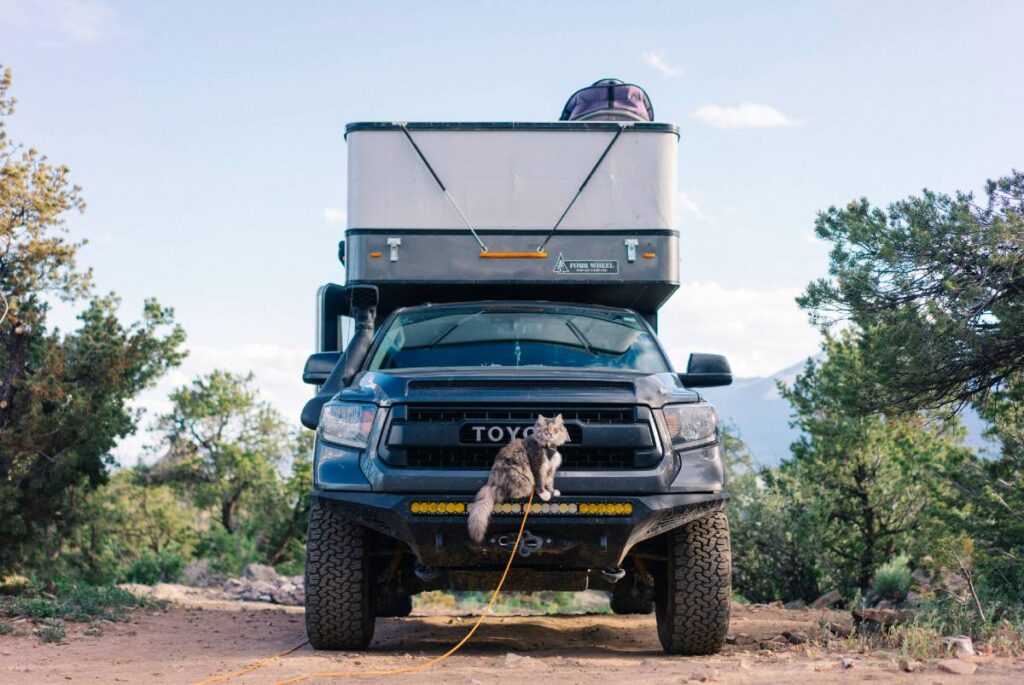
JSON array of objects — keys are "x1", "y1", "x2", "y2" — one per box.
[{"x1": 2, "y1": 0, "x2": 1023, "y2": 459}]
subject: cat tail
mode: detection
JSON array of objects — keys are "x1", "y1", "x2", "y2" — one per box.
[{"x1": 468, "y1": 484, "x2": 499, "y2": 543}]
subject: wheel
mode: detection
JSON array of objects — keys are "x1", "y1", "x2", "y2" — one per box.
[
  {"x1": 305, "y1": 498, "x2": 375, "y2": 649},
  {"x1": 610, "y1": 572, "x2": 654, "y2": 615},
  {"x1": 655, "y1": 510, "x2": 731, "y2": 655},
  {"x1": 375, "y1": 586, "x2": 413, "y2": 617}
]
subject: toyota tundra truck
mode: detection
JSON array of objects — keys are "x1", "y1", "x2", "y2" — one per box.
[{"x1": 299, "y1": 115, "x2": 733, "y2": 656}]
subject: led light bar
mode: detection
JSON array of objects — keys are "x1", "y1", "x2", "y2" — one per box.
[{"x1": 408, "y1": 501, "x2": 633, "y2": 516}]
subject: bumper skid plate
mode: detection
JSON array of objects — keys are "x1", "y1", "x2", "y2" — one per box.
[{"x1": 314, "y1": 490, "x2": 725, "y2": 570}]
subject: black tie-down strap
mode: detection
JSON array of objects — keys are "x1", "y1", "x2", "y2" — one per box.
[{"x1": 536, "y1": 124, "x2": 628, "y2": 253}]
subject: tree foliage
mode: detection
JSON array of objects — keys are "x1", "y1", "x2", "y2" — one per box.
[
  {"x1": 724, "y1": 426, "x2": 822, "y2": 603},
  {"x1": 799, "y1": 172, "x2": 1024, "y2": 411},
  {"x1": 778, "y1": 332, "x2": 970, "y2": 594},
  {"x1": 0, "y1": 66, "x2": 185, "y2": 572},
  {"x1": 154, "y1": 370, "x2": 290, "y2": 534}
]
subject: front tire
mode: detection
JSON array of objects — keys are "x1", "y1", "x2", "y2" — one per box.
[
  {"x1": 305, "y1": 498, "x2": 375, "y2": 649},
  {"x1": 655, "y1": 510, "x2": 731, "y2": 655}
]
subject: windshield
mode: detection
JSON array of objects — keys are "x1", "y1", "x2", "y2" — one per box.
[{"x1": 366, "y1": 306, "x2": 670, "y2": 373}]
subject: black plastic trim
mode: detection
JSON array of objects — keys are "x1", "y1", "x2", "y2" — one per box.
[
  {"x1": 344, "y1": 121, "x2": 680, "y2": 138},
  {"x1": 345, "y1": 228, "x2": 680, "y2": 237}
]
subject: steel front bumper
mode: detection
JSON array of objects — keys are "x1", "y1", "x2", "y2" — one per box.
[{"x1": 314, "y1": 490, "x2": 726, "y2": 570}]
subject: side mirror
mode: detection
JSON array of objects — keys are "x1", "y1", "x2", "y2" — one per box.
[
  {"x1": 679, "y1": 353, "x2": 732, "y2": 388},
  {"x1": 303, "y1": 351, "x2": 342, "y2": 385}
]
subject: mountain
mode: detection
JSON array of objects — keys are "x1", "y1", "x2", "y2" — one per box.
[{"x1": 701, "y1": 359, "x2": 994, "y2": 467}]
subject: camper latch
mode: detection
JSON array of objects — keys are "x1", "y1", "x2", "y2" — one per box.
[
  {"x1": 624, "y1": 239, "x2": 638, "y2": 263},
  {"x1": 386, "y1": 237, "x2": 402, "y2": 262}
]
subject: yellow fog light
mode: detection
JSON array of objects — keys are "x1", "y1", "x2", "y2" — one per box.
[{"x1": 558, "y1": 503, "x2": 568, "y2": 514}]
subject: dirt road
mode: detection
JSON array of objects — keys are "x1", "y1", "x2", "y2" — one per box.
[{"x1": 2, "y1": 596, "x2": 1021, "y2": 684}]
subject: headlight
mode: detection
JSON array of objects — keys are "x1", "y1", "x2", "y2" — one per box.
[
  {"x1": 319, "y1": 403, "x2": 377, "y2": 449},
  {"x1": 662, "y1": 404, "x2": 718, "y2": 449}
]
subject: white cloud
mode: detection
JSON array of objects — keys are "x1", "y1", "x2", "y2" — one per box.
[
  {"x1": 691, "y1": 103, "x2": 800, "y2": 129},
  {"x1": 323, "y1": 207, "x2": 346, "y2": 225},
  {"x1": 641, "y1": 49, "x2": 686, "y2": 78},
  {"x1": 1, "y1": 0, "x2": 124, "y2": 44},
  {"x1": 677, "y1": 191, "x2": 708, "y2": 221},
  {"x1": 53, "y1": 0, "x2": 120, "y2": 43},
  {"x1": 657, "y1": 281, "x2": 820, "y2": 378}
]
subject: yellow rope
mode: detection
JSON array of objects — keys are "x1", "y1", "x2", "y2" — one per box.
[
  {"x1": 192, "y1": 640, "x2": 309, "y2": 685},
  {"x1": 193, "y1": 492, "x2": 535, "y2": 685}
]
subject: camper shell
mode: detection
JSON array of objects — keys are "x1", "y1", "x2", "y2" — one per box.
[{"x1": 302, "y1": 119, "x2": 734, "y2": 658}]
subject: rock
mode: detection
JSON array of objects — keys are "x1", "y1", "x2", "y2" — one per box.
[
  {"x1": 941, "y1": 635, "x2": 975, "y2": 657},
  {"x1": 811, "y1": 589, "x2": 843, "y2": 609},
  {"x1": 504, "y1": 653, "x2": 540, "y2": 668},
  {"x1": 242, "y1": 564, "x2": 279, "y2": 582},
  {"x1": 904, "y1": 590, "x2": 926, "y2": 606},
  {"x1": 727, "y1": 633, "x2": 756, "y2": 646},
  {"x1": 180, "y1": 560, "x2": 215, "y2": 587},
  {"x1": 827, "y1": 621, "x2": 853, "y2": 638},
  {"x1": 770, "y1": 600, "x2": 783, "y2": 608},
  {"x1": 222, "y1": 578, "x2": 245, "y2": 593},
  {"x1": 852, "y1": 607, "x2": 914, "y2": 633},
  {"x1": 875, "y1": 599, "x2": 895, "y2": 610},
  {"x1": 938, "y1": 659, "x2": 977, "y2": 675},
  {"x1": 39, "y1": 617, "x2": 65, "y2": 628},
  {"x1": 783, "y1": 599, "x2": 806, "y2": 610},
  {"x1": 899, "y1": 659, "x2": 924, "y2": 673},
  {"x1": 840, "y1": 657, "x2": 854, "y2": 669},
  {"x1": 0, "y1": 574, "x2": 31, "y2": 595},
  {"x1": 759, "y1": 638, "x2": 789, "y2": 651},
  {"x1": 782, "y1": 630, "x2": 807, "y2": 645}
]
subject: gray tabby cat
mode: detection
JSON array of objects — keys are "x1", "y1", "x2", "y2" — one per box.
[{"x1": 467, "y1": 414, "x2": 570, "y2": 543}]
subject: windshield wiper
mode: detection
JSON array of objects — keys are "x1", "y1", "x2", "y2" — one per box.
[
  {"x1": 564, "y1": 320, "x2": 594, "y2": 354},
  {"x1": 428, "y1": 310, "x2": 486, "y2": 349}
]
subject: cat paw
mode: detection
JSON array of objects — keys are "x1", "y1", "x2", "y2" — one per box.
[{"x1": 537, "y1": 490, "x2": 552, "y2": 502}]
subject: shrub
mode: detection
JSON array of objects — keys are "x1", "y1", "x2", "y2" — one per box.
[
  {"x1": 0, "y1": 623, "x2": 12, "y2": 635},
  {"x1": 872, "y1": 554, "x2": 912, "y2": 600},
  {"x1": 121, "y1": 547, "x2": 186, "y2": 585},
  {"x1": 34, "y1": 625, "x2": 65, "y2": 643}
]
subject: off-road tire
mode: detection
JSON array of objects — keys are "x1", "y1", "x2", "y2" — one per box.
[
  {"x1": 610, "y1": 573, "x2": 654, "y2": 615},
  {"x1": 375, "y1": 587, "x2": 413, "y2": 617},
  {"x1": 305, "y1": 498, "x2": 375, "y2": 649},
  {"x1": 655, "y1": 510, "x2": 731, "y2": 655}
]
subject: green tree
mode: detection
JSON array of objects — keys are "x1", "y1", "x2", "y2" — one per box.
[
  {"x1": 66, "y1": 468, "x2": 201, "y2": 583},
  {"x1": 798, "y1": 171, "x2": 1024, "y2": 611},
  {"x1": 799, "y1": 171, "x2": 1024, "y2": 412},
  {"x1": 724, "y1": 426, "x2": 822, "y2": 603},
  {"x1": 0, "y1": 66, "x2": 185, "y2": 572},
  {"x1": 779, "y1": 332, "x2": 970, "y2": 594},
  {"x1": 154, "y1": 370, "x2": 290, "y2": 534}
]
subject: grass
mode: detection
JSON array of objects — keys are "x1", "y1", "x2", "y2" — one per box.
[
  {"x1": 414, "y1": 590, "x2": 612, "y2": 615},
  {"x1": 0, "y1": 578, "x2": 163, "y2": 642},
  {"x1": 33, "y1": 625, "x2": 65, "y2": 643},
  {"x1": 0, "y1": 623, "x2": 12, "y2": 635}
]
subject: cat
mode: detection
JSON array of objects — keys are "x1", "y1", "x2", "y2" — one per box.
[{"x1": 467, "y1": 413, "x2": 570, "y2": 544}]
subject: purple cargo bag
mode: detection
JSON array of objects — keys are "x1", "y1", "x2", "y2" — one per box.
[{"x1": 560, "y1": 79, "x2": 655, "y2": 122}]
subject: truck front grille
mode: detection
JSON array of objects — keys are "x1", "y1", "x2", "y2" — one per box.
[
  {"x1": 403, "y1": 445, "x2": 638, "y2": 470},
  {"x1": 381, "y1": 404, "x2": 661, "y2": 470}
]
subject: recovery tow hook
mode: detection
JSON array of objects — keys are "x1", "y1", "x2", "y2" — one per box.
[{"x1": 496, "y1": 529, "x2": 544, "y2": 557}]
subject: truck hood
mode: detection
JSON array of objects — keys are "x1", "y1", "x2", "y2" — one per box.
[{"x1": 336, "y1": 368, "x2": 701, "y2": 408}]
